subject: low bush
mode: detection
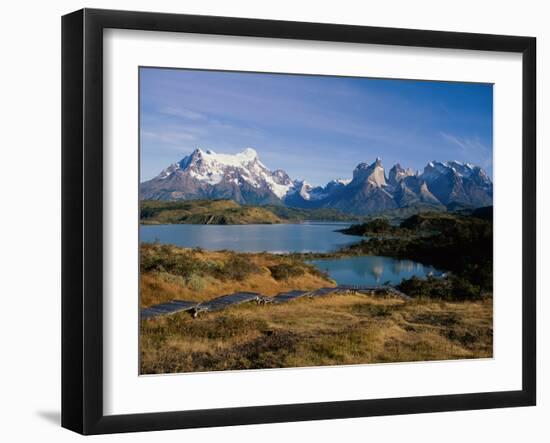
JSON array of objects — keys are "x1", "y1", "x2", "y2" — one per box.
[
  {"x1": 340, "y1": 218, "x2": 398, "y2": 236},
  {"x1": 397, "y1": 275, "x2": 482, "y2": 301},
  {"x1": 268, "y1": 262, "x2": 306, "y2": 280},
  {"x1": 215, "y1": 254, "x2": 261, "y2": 281},
  {"x1": 140, "y1": 243, "x2": 260, "y2": 282},
  {"x1": 186, "y1": 273, "x2": 207, "y2": 291}
]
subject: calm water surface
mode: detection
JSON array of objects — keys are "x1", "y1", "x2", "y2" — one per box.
[
  {"x1": 309, "y1": 256, "x2": 443, "y2": 286},
  {"x1": 140, "y1": 222, "x2": 359, "y2": 253},
  {"x1": 141, "y1": 223, "x2": 442, "y2": 286}
]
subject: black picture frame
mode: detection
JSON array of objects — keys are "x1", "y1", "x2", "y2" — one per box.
[{"x1": 62, "y1": 8, "x2": 536, "y2": 435}]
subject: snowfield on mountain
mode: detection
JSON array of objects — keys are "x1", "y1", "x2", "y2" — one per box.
[{"x1": 140, "y1": 148, "x2": 493, "y2": 215}]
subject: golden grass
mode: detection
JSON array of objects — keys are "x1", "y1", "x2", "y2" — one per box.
[
  {"x1": 140, "y1": 294, "x2": 493, "y2": 374},
  {"x1": 140, "y1": 249, "x2": 335, "y2": 307}
]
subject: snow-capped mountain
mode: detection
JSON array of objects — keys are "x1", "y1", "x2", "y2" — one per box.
[
  {"x1": 319, "y1": 158, "x2": 398, "y2": 214},
  {"x1": 140, "y1": 148, "x2": 493, "y2": 214},
  {"x1": 419, "y1": 160, "x2": 493, "y2": 207},
  {"x1": 140, "y1": 148, "x2": 297, "y2": 204}
]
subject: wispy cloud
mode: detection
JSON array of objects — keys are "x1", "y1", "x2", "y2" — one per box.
[
  {"x1": 158, "y1": 106, "x2": 206, "y2": 120},
  {"x1": 440, "y1": 132, "x2": 490, "y2": 154},
  {"x1": 440, "y1": 132, "x2": 493, "y2": 173},
  {"x1": 141, "y1": 71, "x2": 400, "y2": 144},
  {"x1": 142, "y1": 130, "x2": 197, "y2": 144},
  {"x1": 139, "y1": 68, "x2": 493, "y2": 181}
]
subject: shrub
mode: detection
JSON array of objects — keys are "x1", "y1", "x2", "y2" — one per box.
[
  {"x1": 268, "y1": 263, "x2": 306, "y2": 280},
  {"x1": 364, "y1": 218, "x2": 392, "y2": 233},
  {"x1": 449, "y1": 275, "x2": 481, "y2": 300},
  {"x1": 341, "y1": 218, "x2": 394, "y2": 236},
  {"x1": 214, "y1": 254, "x2": 261, "y2": 281},
  {"x1": 158, "y1": 272, "x2": 186, "y2": 286},
  {"x1": 186, "y1": 273, "x2": 207, "y2": 291},
  {"x1": 398, "y1": 276, "x2": 452, "y2": 299},
  {"x1": 397, "y1": 275, "x2": 482, "y2": 301}
]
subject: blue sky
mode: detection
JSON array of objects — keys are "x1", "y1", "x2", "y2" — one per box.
[{"x1": 140, "y1": 68, "x2": 493, "y2": 185}]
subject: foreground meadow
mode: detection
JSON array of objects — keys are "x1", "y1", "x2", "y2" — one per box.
[
  {"x1": 141, "y1": 294, "x2": 492, "y2": 373},
  {"x1": 139, "y1": 210, "x2": 493, "y2": 374}
]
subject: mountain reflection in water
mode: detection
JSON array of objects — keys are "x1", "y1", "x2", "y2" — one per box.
[{"x1": 309, "y1": 256, "x2": 442, "y2": 286}]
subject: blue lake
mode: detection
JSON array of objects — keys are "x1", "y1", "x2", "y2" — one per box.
[
  {"x1": 140, "y1": 223, "x2": 442, "y2": 286},
  {"x1": 140, "y1": 222, "x2": 359, "y2": 253},
  {"x1": 309, "y1": 256, "x2": 443, "y2": 286}
]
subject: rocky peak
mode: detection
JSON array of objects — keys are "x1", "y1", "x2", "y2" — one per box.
[
  {"x1": 141, "y1": 149, "x2": 493, "y2": 214},
  {"x1": 272, "y1": 169, "x2": 292, "y2": 185},
  {"x1": 388, "y1": 163, "x2": 415, "y2": 186},
  {"x1": 352, "y1": 158, "x2": 387, "y2": 187}
]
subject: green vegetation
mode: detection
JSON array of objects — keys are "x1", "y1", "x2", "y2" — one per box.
[
  {"x1": 397, "y1": 275, "x2": 484, "y2": 301},
  {"x1": 263, "y1": 205, "x2": 359, "y2": 222},
  {"x1": 140, "y1": 199, "x2": 359, "y2": 225},
  {"x1": 268, "y1": 261, "x2": 322, "y2": 281},
  {"x1": 363, "y1": 202, "x2": 446, "y2": 219},
  {"x1": 338, "y1": 218, "x2": 404, "y2": 236},
  {"x1": 340, "y1": 210, "x2": 493, "y2": 299}
]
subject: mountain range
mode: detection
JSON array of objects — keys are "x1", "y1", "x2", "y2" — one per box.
[{"x1": 140, "y1": 148, "x2": 493, "y2": 215}]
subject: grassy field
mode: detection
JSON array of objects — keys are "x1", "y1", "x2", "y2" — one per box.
[
  {"x1": 140, "y1": 293, "x2": 492, "y2": 373},
  {"x1": 140, "y1": 242, "x2": 335, "y2": 307}
]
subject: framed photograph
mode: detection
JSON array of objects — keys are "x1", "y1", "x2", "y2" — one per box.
[{"x1": 62, "y1": 8, "x2": 536, "y2": 435}]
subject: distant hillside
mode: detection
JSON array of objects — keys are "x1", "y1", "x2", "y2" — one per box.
[
  {"x1": 140, "y1": 200, "x2": 283, "y2": 225},
  {"x1": 364, "y1": 202, "x2": 446, "y2": 220},
  {"x1": 263, "y1": 205, "x2": 359, "y2": 222},
  {"x1": 140, "y1": 199, "x2": 358, "y2": 225}
]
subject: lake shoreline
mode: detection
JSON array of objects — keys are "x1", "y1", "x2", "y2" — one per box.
[
  {"x1": 141, "y1": 209, "x2": 493, "y2": 302},
  {"x1": 140, "y1": 221, "x2": 360, "y2": 254},
  {"x1": 139, "y1": 213, "x2": 493, "y2": 374}
]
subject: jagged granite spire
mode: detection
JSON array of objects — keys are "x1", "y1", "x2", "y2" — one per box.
[{"x1": 140, "y1": 150, "x2": 492, "y2": 215}]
